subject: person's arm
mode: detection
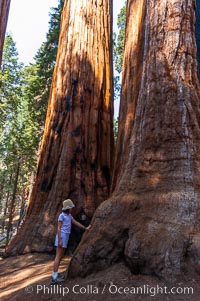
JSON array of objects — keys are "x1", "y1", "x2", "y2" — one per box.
[
  {"x1": 72, "y1": 218, "x2": 91, "y2": 231},
  {"x1": 57, "y1": 221, "x2": 63, "y2": 247}
]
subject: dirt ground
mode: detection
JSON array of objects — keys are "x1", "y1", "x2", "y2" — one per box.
[{"x1": 1, "y1": 253, "x2": 200, "y2": 301}]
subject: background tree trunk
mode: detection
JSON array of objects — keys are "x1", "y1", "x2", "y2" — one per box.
[
  {"x1": 68, "y1": 0, "x2": 200, "y2": 278},
  {"x1": 6, "y1": 0, "x2": 114, "y2": 255},
  {"x1": 6, "y1": 159, "x2": 20, "y2": 245},
  {"x1": 2, "y1": 173, "x2": 12, "y2": 234},
  {"x1": 196, "y1": 0, "x2": 200, "y2": 78},
  {"x1": 0, "y1": 0, "x2": 11, "y2": 66}
]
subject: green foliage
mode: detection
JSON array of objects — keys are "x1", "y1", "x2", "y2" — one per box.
[
  {"x1": 114, "y1": 118, "x2": 119, "y2": 141},
  {"x1": 114, "y1": 2, "x2": 126, "y2": 74},
  {"x1": 0, "y1": 35, "x2": 23, "y2": 131},
  {"x1": 0, "y1": 34, "x2": 23, "y2": 157},
  {"x1": 113, "y1": 75, "x2": 121, "y2": 100},
  {"x1": 29, "y1": 0, "x2": 64, "y2": 128},
  {"x1": 0, "y1": 34, "x2": 26, "y2": 235},
  {"x1": 113, "y1": 1, "x2": 126, "y2": 101}
]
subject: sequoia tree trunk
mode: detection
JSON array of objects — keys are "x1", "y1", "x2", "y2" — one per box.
[
  {"x1": 6, "y1": 0, "x2": 114, "y2": 254},
  {"x1": 68, "y1": 0, "x2": 200, "y2": 278},
  {"x1": 0, "y1": 0, "x2": 11, "y2": 66}
]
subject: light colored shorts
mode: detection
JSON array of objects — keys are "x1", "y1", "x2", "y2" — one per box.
[{"x1": 54, "y1": 232, "x2": 70, "y2": 248}]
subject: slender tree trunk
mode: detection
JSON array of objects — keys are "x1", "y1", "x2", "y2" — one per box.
[
  {"x1": 196, "y1": 0, "x2": 200, "y2": 77},
  {"x1": 6, "y1": 160, "x2": 20, "y2": 245},
  {"x1": 2, "y1": 193, "x2": 9, "y2": 234},
  {"x1": 0, "y1": 179, "x2": 5, "y2": 214},
  {"x1": 0, "y1": 0, "x2": 11, "y2": 65},
  {"x1": 2, "y1": 173, "x2": 12, "y2": 234},
  {"x1": 6, "y1": 0, "x2": 114, "y2": 255},
  {"x1": 68, "y1": 0, "x2": 200, "y2": 279},
  {"x1": 17, "y1": 188, "x2": 28, "y2": 229}
]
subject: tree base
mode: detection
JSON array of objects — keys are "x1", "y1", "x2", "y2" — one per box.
[{"x1": 68, "y1": 192, "x2": 200, "y2": 279}]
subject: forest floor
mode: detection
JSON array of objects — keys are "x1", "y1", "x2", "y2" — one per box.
[{"x1": 1, "y1": 253, "x2": 200, "y2": 301}]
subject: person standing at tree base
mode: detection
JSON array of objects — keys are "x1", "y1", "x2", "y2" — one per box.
[{"x1": 51, "y1": 199, "x2": 91, "y2": 284}]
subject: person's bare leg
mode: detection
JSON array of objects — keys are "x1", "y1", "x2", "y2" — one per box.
[{"x1": 53, "y1": 246, "x2": 65, "y2": 272}]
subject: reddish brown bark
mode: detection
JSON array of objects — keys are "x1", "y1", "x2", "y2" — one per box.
[
  {"x1": 0, "y1": 0, "x2": 10, "y2": 66},
  {"x1": 6, "y1": 159, "x2": 20, "y2": 245},
  {"x1": 196, "y1": 0, "x2": 200, "y2": 77},
  {"x1": 6, "y1": 0, "x2": 114, "y2": 254},
  {"x1": 68, "y1": 0, "x2": 200, "y2": 278}
]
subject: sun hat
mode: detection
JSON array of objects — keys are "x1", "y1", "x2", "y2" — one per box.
[{"x1": 62, "y1": 199, "x2": 75, "y2": 210}]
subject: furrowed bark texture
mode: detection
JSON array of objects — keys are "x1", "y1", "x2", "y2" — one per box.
[
  {"x1": 196, "y1": 0, "x2": 200, "y2": 77},
  {"x1": 69, "y1": 0, "x2": 200, "y2": 278},
  {"x1": 6, "y1": 0, "x2": 114, "y2": 255},
  {"x1": 0, "y1": 0, "x2": 11, "y2": 65}
]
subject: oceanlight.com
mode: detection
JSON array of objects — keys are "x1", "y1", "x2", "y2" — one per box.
[{"x1": 25, "y1": 283, "x2": 194, "y2": 297}]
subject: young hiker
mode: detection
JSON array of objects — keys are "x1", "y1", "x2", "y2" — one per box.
[{"x1": 51, "y1": 199, "x2": 91, "y2": 284}]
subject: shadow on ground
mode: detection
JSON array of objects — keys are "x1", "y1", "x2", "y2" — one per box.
[{"x1": 0, "y1": 253, "x2": 200, "y2": 301}]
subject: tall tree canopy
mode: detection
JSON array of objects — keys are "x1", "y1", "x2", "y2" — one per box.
[
  {"x1": 32, "y1": 0, "x2": 64, "y2": 129},
  {"x1": 0, "y1": 34, "x2": 27, "y2": 243},
  {"x1": 68, "y1": 0, "x2": 200, "y2": 279}
]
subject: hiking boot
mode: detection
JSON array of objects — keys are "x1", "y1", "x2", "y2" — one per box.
[
  {"x1": 58, "y1": 273, "x2": 65, "y2": 280},
  {"x1": 51, "y1": 275, "x2": 65, "y2": 284}
]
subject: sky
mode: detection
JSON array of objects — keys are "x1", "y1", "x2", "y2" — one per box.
[
  {"x1": 6, "y1": 0, "x2": 59, "y2": 64},
  {"x1": 6, "y1": 0, "x2": 125, "y2": 116}
]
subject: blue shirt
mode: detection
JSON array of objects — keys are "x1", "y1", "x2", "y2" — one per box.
[{"x1": 58, "y1": 212, "x2": 73, "y2": 234}]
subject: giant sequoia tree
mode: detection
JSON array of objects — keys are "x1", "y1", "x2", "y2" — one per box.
[
  {"x1": 68, "y1": 0, "x2": 200, "y2": 278},
  {"x1": 0, "y1": 0, "x2": 11, "y2": 65},
  {"x1": 6, "y1": 0, "x2": 114, "y2": 254}
]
